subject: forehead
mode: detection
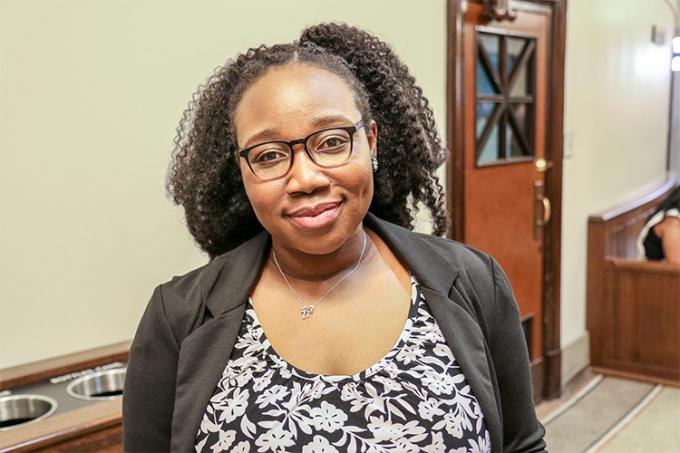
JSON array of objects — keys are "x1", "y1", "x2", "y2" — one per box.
[{"x1": 234, "y1": 64, "x2": 360, "y2": 146}]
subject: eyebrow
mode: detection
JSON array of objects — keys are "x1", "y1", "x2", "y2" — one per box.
[{"x1": 242, "y1": 115, "x2": 354, "y2": 148}]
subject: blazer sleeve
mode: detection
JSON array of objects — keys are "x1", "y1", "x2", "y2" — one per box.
[
  {"x1": 123, "y1": 284, "x2": 179, "y2": 453},
  {"x1": 488, "y1": 257, "x2": 547, "y2": 452}
]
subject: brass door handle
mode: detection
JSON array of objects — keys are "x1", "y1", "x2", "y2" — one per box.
[
  {"x1": 534, "y1": 181, "x2": 551, "y2": 240},
  {"x1": 541, "y1": 197, "x2": 551, "y2": 225}
]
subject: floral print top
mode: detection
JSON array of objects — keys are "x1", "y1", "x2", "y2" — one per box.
[{"x1": 194, "y1": 276, "x2": 491, "y2": 453}]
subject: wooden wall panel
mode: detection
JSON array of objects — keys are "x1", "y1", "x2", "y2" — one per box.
[{"x1": 587, "y1": 176, "x2": 679, "y2": 386}]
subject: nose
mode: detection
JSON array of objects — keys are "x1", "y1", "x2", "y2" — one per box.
[{"x1": 286, "y1": 144, "x2": 331, "y2": 195}]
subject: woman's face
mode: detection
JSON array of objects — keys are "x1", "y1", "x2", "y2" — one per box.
[{"x1": 233, "y1": 63, "x2": 377, "y2": 255}]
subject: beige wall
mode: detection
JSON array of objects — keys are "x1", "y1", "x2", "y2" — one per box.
[
  {"x1": 560, "y1": 0, "x2": 674, "y2": 365},
  {"x1": 0, "y1": 0, "x2": 446, "y2": 369}
]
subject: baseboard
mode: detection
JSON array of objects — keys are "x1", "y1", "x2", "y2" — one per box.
[{"x1": 561, "y1": 332, "x2": 590, "y2": 387}]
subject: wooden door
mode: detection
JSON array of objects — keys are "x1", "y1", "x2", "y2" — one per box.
[{"x1": 462, "y1": 2, "x2": 552, "y2": 371}]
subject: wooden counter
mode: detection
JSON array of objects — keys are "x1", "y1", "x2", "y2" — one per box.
[{"x1": 0, "y1": 342, "x2": 129, "y2": 452}]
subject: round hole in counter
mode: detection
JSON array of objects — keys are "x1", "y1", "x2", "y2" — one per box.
[
  {"x1": 66, "y1": 368, "x2": 126, "y2": 401},
  {"x1": 0, "y1": 394, "x2": 58, "y2": 431}
]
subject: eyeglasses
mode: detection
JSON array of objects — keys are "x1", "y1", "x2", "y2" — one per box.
[{"x1": 238, "y1": 119, "x2": 365, "y2": 180}]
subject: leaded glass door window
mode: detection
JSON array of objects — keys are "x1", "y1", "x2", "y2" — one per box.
[{"x1": 475, "y1": 30, "x2": 536, "y2": 166}]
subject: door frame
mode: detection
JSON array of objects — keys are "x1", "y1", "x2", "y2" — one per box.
[{"x1": 446, "y1": 0, "x2": 567, "y2": 400}]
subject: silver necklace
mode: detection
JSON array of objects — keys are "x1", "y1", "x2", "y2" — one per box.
[{"x1": 271, "y1": 231, "x2": 368, "y2": 320}]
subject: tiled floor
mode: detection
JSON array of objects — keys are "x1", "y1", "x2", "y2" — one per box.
[
  {"x1": 597, "y1": 386, "x2": 680, "y2": 452},
  {"x1": 537, "y1": 371, "x2": 679, "y2": 453}
]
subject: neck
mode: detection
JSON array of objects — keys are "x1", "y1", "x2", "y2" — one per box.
[{"x1": 270, "y1": 227, "x2": 372, "y2": 281}]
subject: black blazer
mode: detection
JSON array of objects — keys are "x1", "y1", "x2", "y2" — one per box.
[{"x1": 123, "y1": 213, "x2": 546, "y2": 452}]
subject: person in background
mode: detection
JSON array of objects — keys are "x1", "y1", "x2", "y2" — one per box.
[
  {"x1": 638, "y1": 186, "x2": 680, "y2": 265},
  {"x1": 122, "y1": 22, "x2": 546, "y2": 453}
]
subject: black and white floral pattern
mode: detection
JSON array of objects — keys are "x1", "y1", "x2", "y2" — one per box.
[{"x1": 195, "y1": 276, "x2": 491, "y2": 453}]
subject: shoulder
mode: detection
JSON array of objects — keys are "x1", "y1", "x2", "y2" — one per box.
[
  {"x1": 160, "y1": 254, "x2": 227, "y2": 301},
  {"x1": 405, "y1": 228, "x2": 499, "y2": 295},
  {"x1": 370, "y1": 214, "x2": 495, "y2": 274},
  {"x1": 408, "y1": 231, "x2": 524, "y2": 350},
  {"x1": 387, "y1": 224, "x2": 502, "y2": 317},
  {"x1": 404, "y1": 228, "x2": 514, "y2": 331},
  {"x1": 368, "y1": 215, "x2": 506, "y2": 303},
  {"x1": 368, "y1": 214, "x2": 499, "y2": 295},
  {"x1": 151, "y1": 232, "x2": 269, "y2": 341},
  {"x1": 144, "y1": 253, "x2": 229, "y2": 342},
  {"x1": 654, "y1": 208, "x2": 680, "y2": 234},
  {"x1": 414, "y1": 231, "x2": 494, "y2": 272}
]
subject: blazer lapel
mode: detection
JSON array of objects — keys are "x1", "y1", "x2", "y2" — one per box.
[
  {"x1": 420, "y1": 287, "x2": 503, "y2": 452},
  {"x1": 171, "y1": 231, "x2": 271, "y2": 452},
  {"x1": 171, "y1": 306, "x2": 247, "y2": 452}
]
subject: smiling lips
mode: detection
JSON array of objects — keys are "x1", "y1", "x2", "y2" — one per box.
[{"x1": 288, "y1": 201, "x2": 342, "y2": 230}]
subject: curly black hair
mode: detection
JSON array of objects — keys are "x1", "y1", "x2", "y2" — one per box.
[{"x1": 167, "y1": 23, "x2": 448, "y2": 259}]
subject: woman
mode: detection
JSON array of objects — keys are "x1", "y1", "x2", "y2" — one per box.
[
  {"x1": 637, "y1": 186, "x2": 680, "y2": 264},
  {"x1": 123, "y1": 23, "x2": 546, "y2": 453}
]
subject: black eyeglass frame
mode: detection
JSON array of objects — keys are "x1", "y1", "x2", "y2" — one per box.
[{"x1": 238, "y1": 119, "x2": 366, "y2": 180}]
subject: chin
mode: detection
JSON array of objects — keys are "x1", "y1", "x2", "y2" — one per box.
[
  {"x1": 272, "y1": 221, "x2": 356, "y2": 255},
  {"x1": 292, "y1": 229, "x2": 348, "y2": 255}
]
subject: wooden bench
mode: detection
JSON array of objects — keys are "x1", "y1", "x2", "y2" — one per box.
[{"x1": 586, "y1": 176, "x2": 680, "y2": 386}]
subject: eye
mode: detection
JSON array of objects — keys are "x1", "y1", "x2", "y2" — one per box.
[
  {"x1": 251, "y1": 145, "x2": 289, "y2": 165},
  {"x1": 316, "y1": 135, "x2": 350, "y2": 152},
  {"x1": 255, "y1": 151, "x2": 285, "y2": 162}
]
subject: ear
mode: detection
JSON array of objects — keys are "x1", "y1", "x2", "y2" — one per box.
[{"x1": 367, "y1": 120, "x2": 378, "y2": 158}]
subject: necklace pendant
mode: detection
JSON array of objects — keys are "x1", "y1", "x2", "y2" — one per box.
[{"x1": 301, "y1": 304, "x2": 314, "y2": 320}]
